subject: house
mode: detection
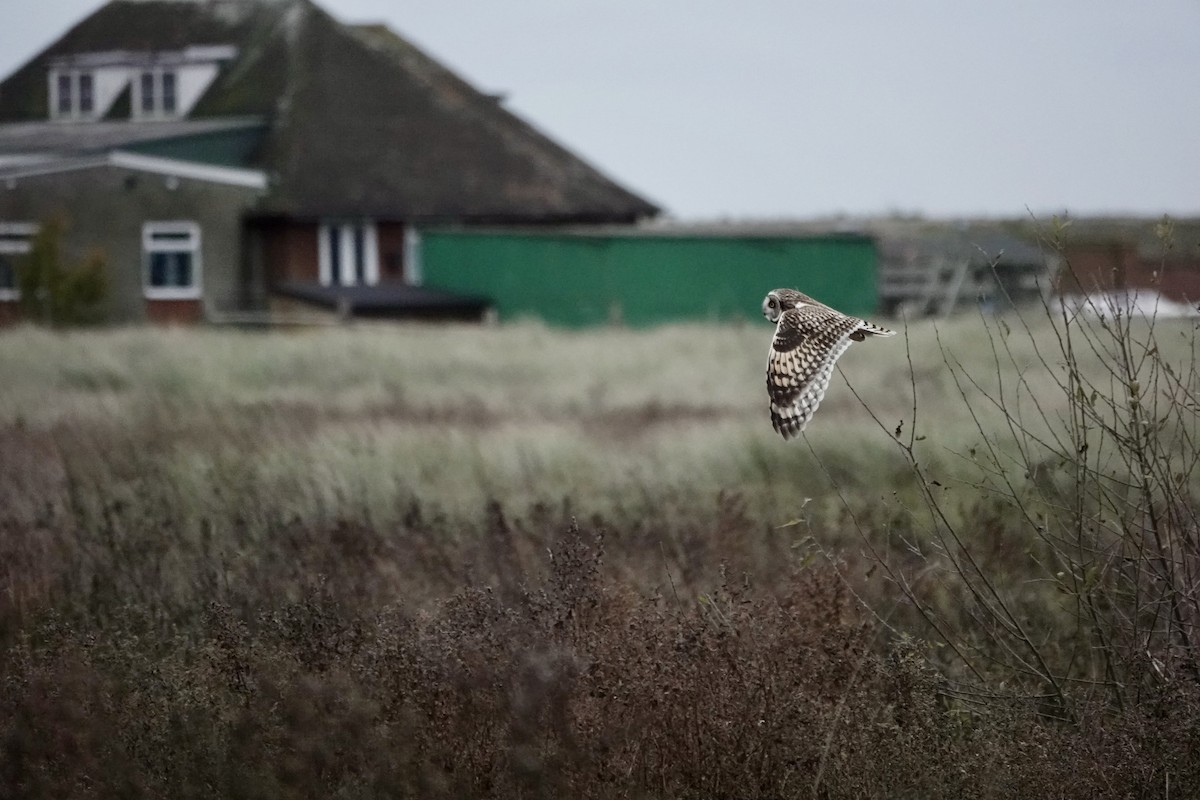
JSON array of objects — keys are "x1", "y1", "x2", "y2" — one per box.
[
  {"x1": 0, "y1": 0, "x2": 658, "y2": 324},
  {"x1": 1046, "y1": 218, "x2": 1200, "y2": 309}
]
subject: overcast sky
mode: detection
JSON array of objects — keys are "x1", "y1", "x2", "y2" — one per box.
[{"x1": 2, "y1": 0, "x2": 1197, "y2": 220}]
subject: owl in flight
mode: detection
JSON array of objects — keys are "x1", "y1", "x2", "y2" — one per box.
[{"x1": 762, "y1": 288, "x2": 895, "y2": 439}]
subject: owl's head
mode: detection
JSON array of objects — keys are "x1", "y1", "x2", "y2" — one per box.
[{"x1": 762, "y1": 288, "x2": 809, "y2": 322}]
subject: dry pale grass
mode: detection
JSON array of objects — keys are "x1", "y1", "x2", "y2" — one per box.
[{"x1": 2, "y1": 309, "x2": 1199, "y2": 798}]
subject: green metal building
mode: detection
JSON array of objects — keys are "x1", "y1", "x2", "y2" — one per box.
[{"x1": 419, "y1": 229, "x2": 878, "y2": 326}]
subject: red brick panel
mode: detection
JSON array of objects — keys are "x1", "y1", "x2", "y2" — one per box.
[
  {"x1": 375, "y1": 222, "x2": 407, "y2": 283},
  {"x1": 145, "y1": 298, "x2": 203, "y2": 325},
  {"x1": 261, "y1": 221, "x2": 319, "y2": 284},
  {"x1": 0, "y1": 302, "x2": 22, "y2": 326},
  {"x1": 1057, "y1": 243, "x2": 1140, "y2": 295}
]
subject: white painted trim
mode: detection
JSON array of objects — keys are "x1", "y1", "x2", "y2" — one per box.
[
  {"x1": 142, "y1": 220, "x2": 200, "y2": 248},
  {"x1": 50, "y1": 46, "x2": 239, "y2": 70},
  {"x1": 132, "y1": 68, "x2": 153, "y2": 118},
  {"x1": 339, "y1": 223, "x2": 355, "y2": 287},
  {"x1": 316, "y1": 220, "x2": 380, "y2": 287},
  {"x1": 0, "y1": 155, "x2": 57, "y2": 169},
  {"x1": 0, "y1": 221, "x2": 35, "y2": 301},
  {"x1": 364, "y1": 220, "x2": 379, "y2": 286},
  {"x1": 0, "y1": 154, "x2": 110, "y2": 179},
  {"x1": 143, "y1": 220, "x2": 202, "y2": 300},
  {"x1": 0, "y1": 152, "x2": 268, "y2": 189},
  {"x1": 404, "y1": 227, "x2": 422, "y2": 286},
  {"x1": 143, "y1": 286, "x2": 202, "y2": 300},
  {"x1": 0, "y1": 221, "x2": 39, "y2": 241},
  {"x1": 109, "y1": 152, "x2": 267, "y2": 188},
  {"x1": 49, "y1": 69, "x2": 77, "y2": 120},
  {"x1": 132, "y1": 67, "x2": 183, "y2": 120},
  {"x1": 317, "y1": 222, "x2": 332, "y2": 285},
  {"x1": 49, "y1": 70, "x2": 65, "y2": 118},
  {"x1": 183, "y1": 45, "x2": 238, "y2": 62},
  {"x1": 48, "y1": 68, "x2": 112, "y2": 122}
]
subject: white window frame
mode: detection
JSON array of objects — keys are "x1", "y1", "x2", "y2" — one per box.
[
  {"x1": 143, "y1": 221, "x2": 202, "y2": 300},
  {"x1": 404, "y1": 227, "x2": 422, "y2": 286},
  {"x1": 78, "y1": 72, "x2": 95, "y2": 116},
  {"x1": 55, "y1": 71, "x2": 73, "y2": 117},
  {"x1": 0, "y1": 222, "x2": 37, "y2": 301},
  {"x1": 49, "y1": 69, "x2": 97, "y2": 121},
  {"x1": 133, "y1": 67, "x2": 180, "y2": 120},
  {"x1": 317, "y1": 220, "x2": 379, "y2": 287}
]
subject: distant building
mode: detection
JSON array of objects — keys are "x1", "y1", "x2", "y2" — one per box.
[
  {"x1": 873, "y1": 223, "x2": 1059, "y2": 317},
  {"x1": 1050, "y1": 219, "x2": 1200, "y2": 308},
  {"x1": 0, "y1": 0, "x2": 657, "y2": 324},
  {"x1": 419, "y1": 227, "x2": 879, "y2": 326}
]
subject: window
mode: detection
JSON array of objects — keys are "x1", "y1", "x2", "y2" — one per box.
[
  {"x1": 143, "y1": 222, "x2": 201, "y2": 299},
  {"x1": 352, "y1": 226, "x2": 366, "y2": 284},
  {"x1": 56, "y1": 73, "x2": 72, "y2": 116},
  {"x1": 48, "y1": 50, "x2": 236, "y2": 122},
  {"x1": 318, "y1": 221, "x2": 379, "y2": 287},
  {"x1": 51, "y1": 70, "x2": 100, "y2": 120},
  {"x1": 0, "y1": 222, "x2": 36, "y2": 301},
  {"x1": 161, "y1": 71, "x2": 177, "y2": 114},
  {"x1": 328, "y1": 225, "x2": 342, "y2": 285},
  {"x1": 78, "y1": 73, "x2": 94, "y2": 115},
  {"x1": 140, "y1": 71, "x2": 156, "y2": 114},
  {"x1": 136, "y1": 69, "x2": 179, "y2": 118}
]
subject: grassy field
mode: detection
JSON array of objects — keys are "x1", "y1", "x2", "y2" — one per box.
[{"x1": 2, "y1": 309, "x2": 1199, "y2": 797}]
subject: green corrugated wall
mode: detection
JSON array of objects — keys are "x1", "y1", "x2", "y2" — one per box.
[
  {"x1": 124, "y1": 127, "x2": 267, "y2": 168},
  {"x1": 419, "y1": 230, "x2": 877, "y2": 326}
]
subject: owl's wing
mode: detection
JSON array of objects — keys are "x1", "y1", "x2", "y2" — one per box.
[{"x1": 767, "y1": 306, "x2": 866, "y2": 439}]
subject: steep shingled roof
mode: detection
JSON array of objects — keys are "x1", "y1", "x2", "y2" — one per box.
[{"x1": 0, "y1": 0, "x2": 659, "y2": 222}]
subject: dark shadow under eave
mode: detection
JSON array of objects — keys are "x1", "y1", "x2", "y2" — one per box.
[{"x1": 273, "y1": 281, "x2": 492, "y2": 321}]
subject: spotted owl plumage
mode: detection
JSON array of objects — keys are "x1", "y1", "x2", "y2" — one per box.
[{"x1": 762, "y1": 288, "x2": 895, "y2": 439}]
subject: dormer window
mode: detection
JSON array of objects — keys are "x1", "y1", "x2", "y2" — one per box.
[
  {"x1": 139, "y1": 72, "x2": 154, "y2": 114},
  {"x1": 136, "y1": 69, "x2": 179, "y2": 118},
  {"x1": 79, "y1": 74, "x2": 94, "y2": 115},
  {"x1": 162, "y1": 72, "x2": 177, "y2": 114},
  {"x1": 51, "y1": 70, "x2": 96, "y2": 120},
  {"x1": 56, "y1": 74, "x2": 71, "y2": 115},
  {"x1": 48, "y1": 46, "x2": 237, "y2": 122}
]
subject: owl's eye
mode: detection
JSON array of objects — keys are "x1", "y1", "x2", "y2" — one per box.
[{"x1": 768, "y1": 298, "x2": 777, "y2": 308}]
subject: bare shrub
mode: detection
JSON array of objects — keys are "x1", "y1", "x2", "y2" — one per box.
[
  {"x1": 838, "y1": 219, "x2": 1200, "y2": 723},
  {"x1": 16, "y1": 216, "x2": 108, "y2": 326}
]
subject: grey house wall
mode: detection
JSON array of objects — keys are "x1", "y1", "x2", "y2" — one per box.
[{"x1": 0, "y1": 166, "x2": 263, "y2": 321}]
